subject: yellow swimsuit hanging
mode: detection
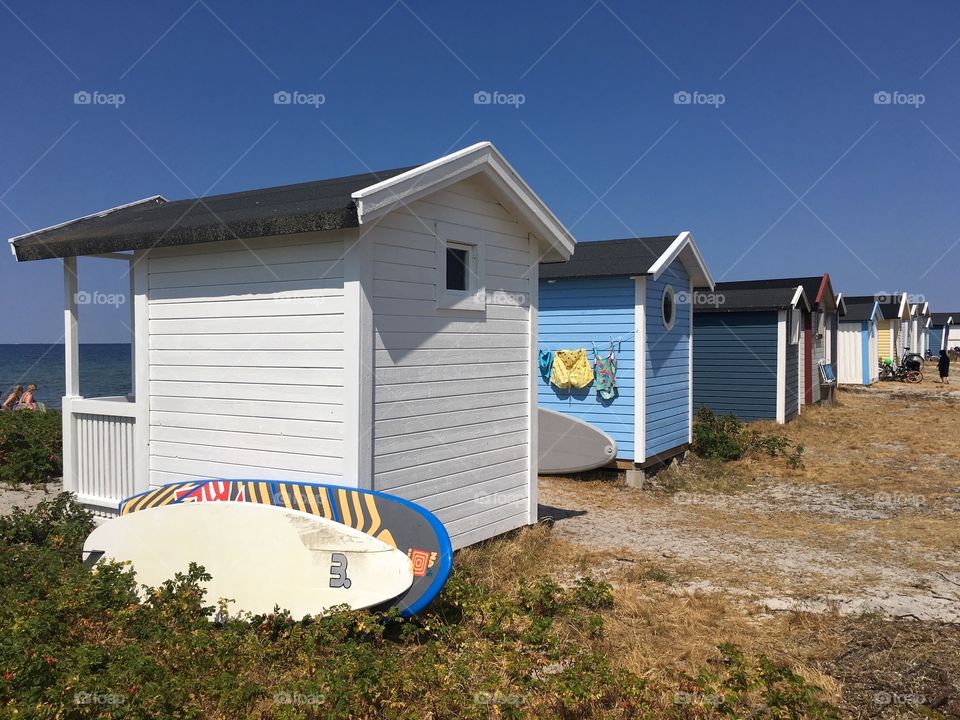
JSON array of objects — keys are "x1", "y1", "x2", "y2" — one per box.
[{"x1": 550, "y1": 349, "x2": 595, "y2": 389}]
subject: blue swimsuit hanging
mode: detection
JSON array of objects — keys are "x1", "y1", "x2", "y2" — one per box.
[{"x1": 538, "y1": 349, "x2": 554, "y2": 380}]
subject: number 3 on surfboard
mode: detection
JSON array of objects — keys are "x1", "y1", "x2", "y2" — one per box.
[{"x1": 329, "y1": 552, "x2": 351, "y2": 589}]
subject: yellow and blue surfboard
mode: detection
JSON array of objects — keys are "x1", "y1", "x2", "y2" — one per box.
[{"x1": 119, "y1": 480, "x2": 453, "y2": 617}]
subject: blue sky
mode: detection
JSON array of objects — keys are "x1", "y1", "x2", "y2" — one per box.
[{"x1": 2, "y1": 0, "x2": 959, "y2": 342}]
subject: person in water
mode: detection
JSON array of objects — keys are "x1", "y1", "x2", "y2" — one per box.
[
  {"x1": 939, "y1": 350, "x2": 951, "y2": 384},
  {"x1": 17, "y1": 384, "x2": 37, "y2": 410},
  {"x1": 1, "y1": 385, "x2": 22, "y2": 411}
]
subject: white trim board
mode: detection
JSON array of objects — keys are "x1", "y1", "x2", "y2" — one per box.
[
  {"x1": 634, "y1": 275, "x2": 647, "y2": 463},
  {"x1": 352, "y1": 141, "x2": 575, "y2": 261},
  {"x1": 776, "y1": 309, "x2": 787, "y2": 424},
  {"x1": 647, "y1": 231, "x2": 715, "y2": 289}
]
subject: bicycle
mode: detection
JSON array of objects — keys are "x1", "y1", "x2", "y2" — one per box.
[{"x1": 878, "y1": 351, "x2": 923, "y2": 383}]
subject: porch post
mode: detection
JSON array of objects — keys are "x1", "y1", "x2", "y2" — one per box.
[
  {"x1": 62, "y1": 257, "x2": 80, "y2": 494},
  {"x1": 132, "y1": 251, "x2": 150, "y2": 494}
]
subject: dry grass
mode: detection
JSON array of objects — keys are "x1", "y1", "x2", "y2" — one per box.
[{"x1": 459, "y1": 384, "x2": 960, "y2": 717}]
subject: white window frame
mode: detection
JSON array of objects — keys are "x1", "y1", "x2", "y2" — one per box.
[
  {"x1": 661, "y1": 284, "x2": 676, "y2": 332},
  {"x1": 790, "y1": 307, "x2": 801, "y2": 345},
  {"x1": 435, "y1": 223, "x2": 486, "y2": 312}
]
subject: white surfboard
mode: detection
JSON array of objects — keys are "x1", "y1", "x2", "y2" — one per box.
[
  {"x1": 83, "y1": 502, "x2": 414, "y2": 618},
  {"x1": 538, "y1": 407, "x2": 618, "y2": 474}
]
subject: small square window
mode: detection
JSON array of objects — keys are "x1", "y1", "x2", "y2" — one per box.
[
  {"x1": 445, "y1": 246, "x2": 469, "y2": 292},
  {"x1": 435, "y1": 227, "x2": 485, "y2": 312}
]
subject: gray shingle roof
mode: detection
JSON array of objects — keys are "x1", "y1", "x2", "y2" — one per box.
[
  {"x1": 539, "y1": 236, "x2": 677, "y2": 279},
  {"x1": 10, "y1": 167, "x2": 414, "y2": 261},
  {"x1": 840, "y1": 295, "x2": 881, "y2": 322},
  {"x1": 695, "y1": 280, "x2": 805, "y2": 312}
]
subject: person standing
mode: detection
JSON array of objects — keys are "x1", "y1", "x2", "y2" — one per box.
[{"x1": 939, "y1": 350, "x2": 951, "y2": 384}]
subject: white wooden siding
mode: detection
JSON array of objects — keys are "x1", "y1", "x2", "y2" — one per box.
[
  {"x1": 837, "y1": 322, "x2": 862, "y2": 384},
  {"x1": 368, "y1": 175, "x2": 533, "y2": 549},
  {"x1": 145, "y1": 232, "x2": 351, "y2": 487}
]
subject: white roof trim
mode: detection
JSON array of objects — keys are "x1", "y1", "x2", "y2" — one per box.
[
  {"x1": 647, "y1": 231, "x2": 715, "y2": 289},
  {"x1": 351, "y1": 141, "x2": 575, "y2": 259},
  {"x1": 836, "y1": 292, "x2": 847, "y2": 316},
  {"x1": 791, "y1": 285, "x2": 812, "y2": 311},
  {"x1": 898, "y1": 292, "x2": 910, "y2": 320},
  {"x1": 8, "y1": 195, "x2": 166, "y2": 260},
  {"x1": 872, "y1": 301, "x2": 884, "y2": 322}
]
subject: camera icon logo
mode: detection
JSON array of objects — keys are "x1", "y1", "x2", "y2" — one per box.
[
  {"x1": 74, "y1": 91, "x2": 92, "y2": 105},
  {"x1": 673, "y1": 90, "x2": 692, "y2": 105},
  {"x1": 873, "y1": 91, "x2": 892, "y2": 105},
  {"x1": 273, "y1": 91, "x2": 292, "y2": 105},
  {"x1": 473, "y1": 90, "x2": 492, "y2": 105}
]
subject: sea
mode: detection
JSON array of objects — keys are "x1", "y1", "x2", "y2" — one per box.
[{"x1": 0, "y1": 344, "x2": 132, "y2": 409}]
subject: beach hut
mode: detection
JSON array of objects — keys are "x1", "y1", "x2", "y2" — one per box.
[
  {"x1": 875, "y1": 293, "x2": 911, "y2": 364},
  {"x1": 7, "y1": 142, "x2": 576, "y2": 549},
  {"x1": 537, "y1": 234, "x2": 714, "y2": 485},
  {"x1": 692, "y1": 281, "x2": 809, "y2": 423},
  {"x1": 929, "y1": 313, "x2": 955, "y2": 352},
  {"x1": 836, "y1": 296, "x2": 882, "y2": 385},
  {"x1": 697, "y1": 275, "x2": 839, "y2": 406}
]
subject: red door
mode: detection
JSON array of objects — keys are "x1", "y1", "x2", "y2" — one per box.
[{"x1": 803, "y1": 310, "x2": 813, "y2": 405}]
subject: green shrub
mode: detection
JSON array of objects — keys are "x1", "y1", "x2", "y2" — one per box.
[
  {"x1": 0, "y1": 408, "x2": 62, "y2": 485},
  {"x1": 0, "y1": 496, "x2": 836, "y2": 719},
  {"x1": 692, "y1": 407, "x2": 805, "y2": 467}
]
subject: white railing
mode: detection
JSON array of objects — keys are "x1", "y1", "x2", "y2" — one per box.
[{"x1": 62, "y1": 396, "x2": 145, "y2": 516}]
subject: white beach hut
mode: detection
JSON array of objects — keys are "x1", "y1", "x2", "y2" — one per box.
[{"x1": 8, "y1": 142, "x2": 576, "y2": 549}]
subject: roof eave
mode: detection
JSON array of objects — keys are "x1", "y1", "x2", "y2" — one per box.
[
  {"x1": 647, "y1": 231, "x2": 715, "y2": 289},
  {"x1": 352, "y1": 141, "x2": 575, "y2": 260},
  {"x1": 9, "y1": 195, "x2": 168, "y2": 262}
]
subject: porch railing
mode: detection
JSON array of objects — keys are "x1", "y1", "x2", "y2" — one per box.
[{"x1": 62, "y1": 396, "x2": 146, "y2": 516}]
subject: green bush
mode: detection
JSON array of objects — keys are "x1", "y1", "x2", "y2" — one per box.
[
  {"x1": 0, "y1": 408, "x2": 62, "y2": 485},
  {"x1": 0, "y1": 496, "x2": 837, "y2": 719},
  {"x1": 692, "y1": 407, "x2": 805, "y2": 467}
]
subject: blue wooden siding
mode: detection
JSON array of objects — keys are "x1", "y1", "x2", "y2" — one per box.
[
  {"x1": 538, "y1": 277, "x2": 635, "y2": 459},
  {"x1": 693, "y1": 310, "x2": 779, "y2": 421},
  {"x1": 860, "y1": 321, "x2": 871, "y2": 385},
  {"x1": 784, "y1": 324, "x2": 799, "y2": 420},
  {"x1": 644, "y1": 261, "x2": 691, "y2": 458}
]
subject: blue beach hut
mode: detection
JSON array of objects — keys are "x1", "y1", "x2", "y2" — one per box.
[
  {"x1": 538, "y1": 234, "x2": 714, "y2": 485},
  {"x1": 692, "y1": 282, "x2": 810, "y2": 424}
]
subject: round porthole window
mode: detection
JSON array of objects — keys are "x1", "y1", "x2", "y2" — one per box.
[{"x1": 661, "y1": 285, "x2": 676, "y2": 332}]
